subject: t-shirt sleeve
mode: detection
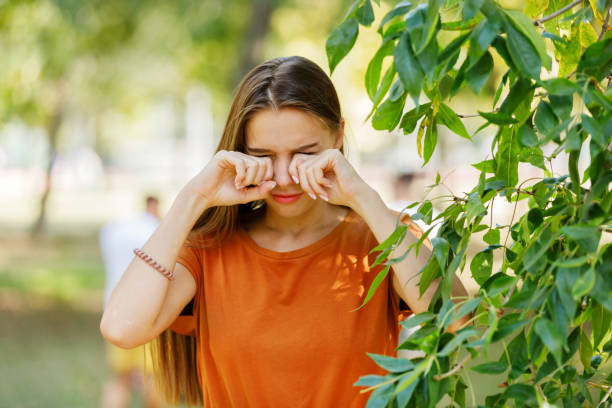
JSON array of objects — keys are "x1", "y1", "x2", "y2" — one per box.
[{"x1": 168, "y1": 241, "x2": 202, "y2": 337}]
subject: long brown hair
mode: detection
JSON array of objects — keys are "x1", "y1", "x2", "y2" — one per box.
[{"x1": 149, "y1": 56, "x2": 344, "y2": 406}]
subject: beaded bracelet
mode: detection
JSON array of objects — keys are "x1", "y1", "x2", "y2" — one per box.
[{"x1": 133, "y1": 248, "x2": 175, "y2": 280}]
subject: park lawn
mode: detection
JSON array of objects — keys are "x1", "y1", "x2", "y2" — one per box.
[{"x1": 0, "y1": 228, "x2": 155, "y2": 407}]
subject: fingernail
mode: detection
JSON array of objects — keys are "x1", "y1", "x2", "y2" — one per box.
[
  {"x1": 320, "y1": 195, "x2": 329, "y2": 202},
  {"x1": 292, "y1": 176, "x2": 299, "y2": 184},
  {"x1": 308, "y1": 193, "x2": 316, "y2": 200}
]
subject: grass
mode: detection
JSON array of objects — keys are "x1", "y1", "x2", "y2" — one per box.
[{"x1": 0, "y1": 227, "x2": 157, "y2": 407}]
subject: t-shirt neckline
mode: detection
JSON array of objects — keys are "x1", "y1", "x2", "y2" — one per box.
[{"x1": 237, "y1": 208, "x2": 355, "y2": 259}]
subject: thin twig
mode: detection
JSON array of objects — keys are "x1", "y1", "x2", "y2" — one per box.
[
  {"x1": 534, "y1": 0, "x2": 583, "y2": 26},
  {"x1": 598, "y1": 3, "x2": 612, "y2": 41},
  {"x1": 457, "y1": 113, "x2": 482, "y2": 118},
  {"x1": 433, "y1": 355, "x2": 471, "y2": 380}
]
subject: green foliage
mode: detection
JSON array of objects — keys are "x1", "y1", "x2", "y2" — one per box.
[{"x1": 328, "y1": 0, "x2": 612, "y2": 406}]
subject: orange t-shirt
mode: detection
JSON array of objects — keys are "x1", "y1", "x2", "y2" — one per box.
[{"x1": 170, "y1": 209, "x2": 412, "y2": 407}]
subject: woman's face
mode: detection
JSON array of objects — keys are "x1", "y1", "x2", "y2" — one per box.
[{"x1": 244, "y1": 107, "x2": 343, "y2": 218}]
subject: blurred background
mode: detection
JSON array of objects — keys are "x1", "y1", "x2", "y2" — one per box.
[{"x1": 0, "y1": 0, "x2": 555, "y2": 406}]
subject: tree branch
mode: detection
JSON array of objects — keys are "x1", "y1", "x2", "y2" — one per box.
[
  {"x1": 534, "y1": 0, "x2": 583, "y2": 26},
  {"x1": 434, "y1": 355, "x2": 471, "y2": 380},
  {"x1": 598, "y1": 2, "x2": 611, "y2": 41}
]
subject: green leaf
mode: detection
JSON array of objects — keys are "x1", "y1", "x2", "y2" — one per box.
[
  {"x1": 518, "y1": 124, "x2": 538, "y2": 147},
  {"x1": 354, "y1": 265, "x2": 391, "y2": 310},
  {"x1": 505, "y1": 383, "x2": 537, "y2": 404},
  {"x1": 432, "y1": 237, "x2": 449, "y2": 268},
  {"x1": 503, "y1": 16, "x2": 541, "y2": 79},
  {"x1": 418, "y1": 251, "x2": 441, "y2": 296},
  {"x1": 504, "y1": 9, "x2": 551, "y2": 69},
  {"x1": 495, "y1": 126, "x2": 520, "y2": 188},
  {"x1": 466, "y1": 51, "x2": 493, "y2": 94},
  {"x1": 371, "y1": 94, "x2": 407, "y2": 131},
  {"x1": 451, "y1": 296, "x2": 482, "y2": 326},
  {"x1": 394, "y1": 31, "x2": 425, "y2": 104},
  {"x1": 579, "y1": 330, "x2": 593, "y2": 371},
  {"x1": 483, "y1": 273, "x2": 516, "y2": 297},
  {"x1": 367, "y1": 66, "x2": 396, "y2": 122},
  {"x1": 326, "y1": 18, "x2": 359, "y2": 74},
  {"x1": 365, "y1": 39, "x2": 395, "y2": 101},
  {"x1": 438, "y1": 329, "x2": 479, "y2": 356},
  {"x1": 378, "y1": 1, "x2": 413, "y2": 34},
  {"x1": 400, "y1": 103, "x2": 431, "y2": 134},
  {"x1": 523, "y1": 226, "x2": 558, "y2": 273},
  {"x1": 438, "y1": 31, "x2": 470, "y2": 63},
  {"x1": 499, "y1": 77, "x2": 532, "y2": 115},
  {"x1": 592, "y1": 304, "x2": 611, "y2": 349},
  {"x1": 367, "y1": 353, "x2": 415, "y2": 372},
  {"x1": 400, "y1": 311, "x2": 435, "y2": 331},
  {"x1": 534, "y1": 100, "x2": 559, "y2": 138},
  {"x1": 366, "y1": 383, "x2": 394, "y2": 408},
  {"x1": 483, "y1": 229, "x2": 500, "y2": 245},
  {"x1": 541, "y1": 78, "x2": 580, "y2": 95},
  {"x1": 535, "y1": 318, "x2": 563, "y2": 365},
  {"x1": 423, "y1": 117, "x2": 437, "y2": 165},
  {"x1": 472, "y1": 361, "x2": 507, "y2": 374},
  {"x1": 470, "y1": 250, "x2": 493, "y2": 286},
  {"x1": 354, "y1": 0, "x2": 374, "y2": 27},
  {"x1": 549, "y1": 94, "x2": 573, "y2": 121},
  {"x1": 414, "y1": 0, "x2": 444, "y2": 54},
  {"x1": 561, "y1": 224, "x2": 601, "y2": 253},
  {"x1": 572, "y1": 266, "x2": 596, "y2": 299},
  {"x1": 577, "y1": 37, "x2": 612, "y2": 81},
  {"x1": 437, "y1": 104, "x2": 471, "y2": 140},
  {"x1": 371, "y1": 225, "x2": 408, "y2": 253},
  {"x1": 354, "y1": 374, "x2": 386, "y2": 387},
  {"x1": 479, "y1": 110, "x2": 517, "y2": 124},
  {"x1": 463, "y1": 0, "x2": 485, "y2": 21},
  {"x1": 467, "y1": 19, "x2": 500, "y2": 68},
  {"x1": 466, "y1": 196, "x2": 487, "y2": 220},
  {"x1": 472, "y1": 159, "x2": 496, "y2": 173}
]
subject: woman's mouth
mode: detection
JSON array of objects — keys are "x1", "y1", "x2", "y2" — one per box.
[{"x1": 271, "y1": 193, "x2": 303, "y2": 204}]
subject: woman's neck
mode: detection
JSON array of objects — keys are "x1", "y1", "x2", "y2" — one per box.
[{"x1": 260, "y1": 202, "x2": 348, "y2": 237}]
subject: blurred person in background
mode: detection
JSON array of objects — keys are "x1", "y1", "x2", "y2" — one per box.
[
  {"x1": 99, "y1": 196, "x2": 163, "y2": 408},
  {"x1": 100, "y1": 56, "x2": 468, "y2": 407}
]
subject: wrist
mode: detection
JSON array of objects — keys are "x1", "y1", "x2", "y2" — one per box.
[
  {"x1": 175, "y1": 186, "x2": 211, "y2": 222},
  {"x1": 347, "y1": 184, "x2": 381, "y2": 218}
]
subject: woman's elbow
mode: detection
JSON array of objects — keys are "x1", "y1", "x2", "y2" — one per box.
[{"x1": 99, "y1": 313, "x2": 146, "y2": 349}]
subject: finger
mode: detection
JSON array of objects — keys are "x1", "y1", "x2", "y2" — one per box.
[
  {"x1": 289, "y1": 155, "x2": 304, "y2": 185},
  {"x1": 241, "y1": 180, "x2": 277, "y2": 202},
  {"x1": 297, "y1": 162, "x2": 316, "y2": 200},
  {"x1": 231, "y1": 158, "x2": 247, "y2": 189},
  {"x1": 242, "y1": 159, "x2": 260, "y2": 187},
  {"x1": 262, "y1": 157, "x2": 274, "y2": 181},
  {"x1": 306, "y1": 166, "x2": 328, "y2": 200},
  {"x1": 253, "y1": 157, "x2": 269, "y2": 185}
]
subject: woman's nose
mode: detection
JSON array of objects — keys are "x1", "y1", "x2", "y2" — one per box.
[{"x1": 273, "y1": 159, "x2": 295, "y2": 187}]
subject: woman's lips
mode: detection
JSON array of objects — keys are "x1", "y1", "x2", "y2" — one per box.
[{"x1": 271, "y1": 193, "x2": 303, "y2": 204}]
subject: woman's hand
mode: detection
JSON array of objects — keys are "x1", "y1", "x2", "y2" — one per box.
[
  {"x1": 185, "y1": 150, "x2": 276, "y2": 207},
  {"x1": 288, "y1": 148, "x2": 371, "y2": 209}
]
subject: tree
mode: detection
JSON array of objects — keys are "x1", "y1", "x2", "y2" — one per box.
[{"x1": 327, "y1": 0, "x2": 612, "y2": 406}]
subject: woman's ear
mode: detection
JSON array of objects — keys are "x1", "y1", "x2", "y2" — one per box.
[{"x1": 333, "y1": 118, "x2": 345, "y2": 149}]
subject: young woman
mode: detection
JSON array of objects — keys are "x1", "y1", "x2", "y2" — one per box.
[{"x1": 100, "y1": 56, "x2": 468, "y2": 407}]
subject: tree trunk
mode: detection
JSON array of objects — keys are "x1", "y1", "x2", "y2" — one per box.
[
  {"x1": 234, "y1": 0, "x2": 276, "y2": 86},
  {"x1": 31, "y1": 87, "x2": 64, "y2": 236}
]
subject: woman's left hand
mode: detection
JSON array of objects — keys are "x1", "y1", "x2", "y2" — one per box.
[{"x1": 288, "y1": 149, "x2": 370, "y2": 208}]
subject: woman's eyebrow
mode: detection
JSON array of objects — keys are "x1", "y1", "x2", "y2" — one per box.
[{"x1": 246, "y1": 142, "x2": 319, "y2": 153}]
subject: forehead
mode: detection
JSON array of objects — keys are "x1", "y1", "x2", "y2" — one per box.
[{"x1": 245, "y1": 108, "x2": 332, "y2": 149}]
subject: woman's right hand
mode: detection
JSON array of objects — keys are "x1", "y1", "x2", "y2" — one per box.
[{"x1": 185, "y1": 150, "x2": 276, "y2": 207}]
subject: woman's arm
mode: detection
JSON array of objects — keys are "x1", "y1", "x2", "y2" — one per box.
[
  {"x1": 289, "y1": 149, "x2": 470, "y2": 331},
  {"x1": 348, "y1": 187, "x2": 469, "y2": 331},
  {"x1": 101, "y1": 150, "x2": 277, "y2": 348},
  {"x1": 100, "y1": 190, "x2": 205, "y2": 348}
]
